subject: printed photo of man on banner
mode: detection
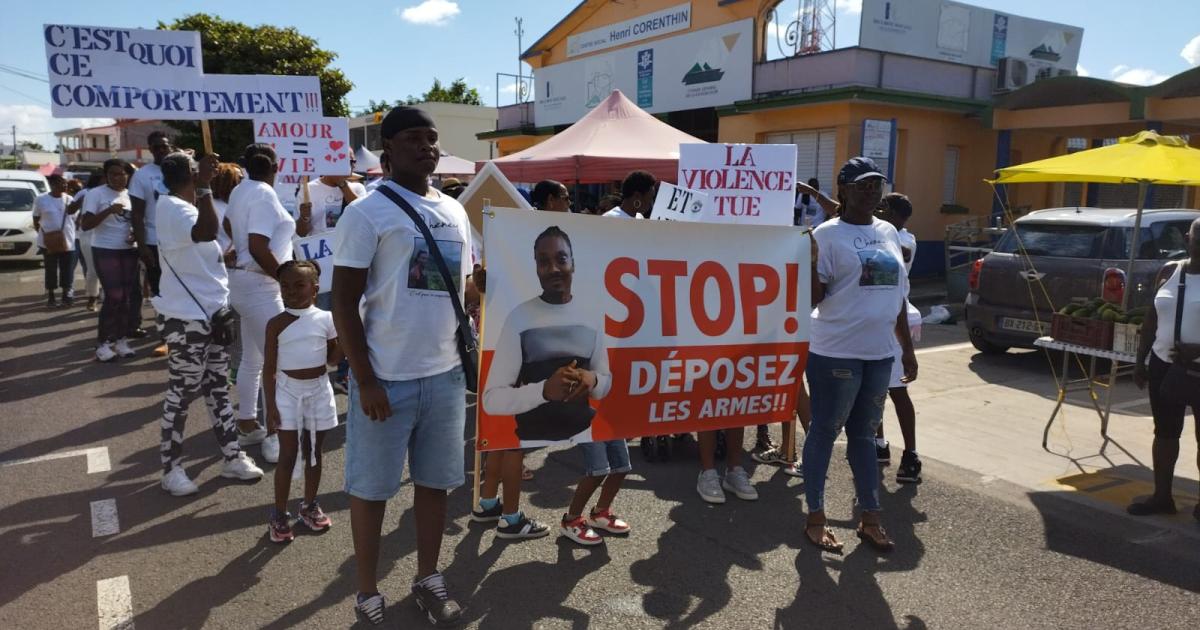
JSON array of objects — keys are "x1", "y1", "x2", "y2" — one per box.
[{"x1": 478, "y1": 208, "x2": 810, "y2": 451}]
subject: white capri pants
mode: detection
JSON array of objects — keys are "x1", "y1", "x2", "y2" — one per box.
[
  {"x1": 228, "y1": 269, "x2": 283, "y2": 420},
  {"x1": 78, "y1": 237, "x2": 101, "y2": 299},
  {"x1": 276, "y1": 372, "x2": 338, "y2": 466}
]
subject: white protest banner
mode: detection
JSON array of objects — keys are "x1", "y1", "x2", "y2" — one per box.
[
  {"x1": 48, "y1": 73, "x2": 323, "y2": 120},
  {"x1": 44, "y1": 24, "x2": 201, "y2": 79},
  {"x1": 44, "y1": 23, "x2": 323, "y2": 120},
  {"x1": 650, "y1": 182, "x2": 707, "y2": 222},
  {"x1": 254, "y1": 117, "x2": 351, "y2": 178},
  {"x1": 293, "y1": 233, "x2": 334, "y2": 294},
  {"x1": 477, "y1": 208, "x2": 809, "y2": 451},
  {"x1": 677, "y1": 143, "x2": 797, "y2": 226}
]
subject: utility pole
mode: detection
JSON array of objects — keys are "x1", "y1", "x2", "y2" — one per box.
[
  {"x1": 515, "y1": 17, "x2": 525, "y2": 104},
  {"x1": 10, "y1": 125, "x2": 15, "y2": 155}
]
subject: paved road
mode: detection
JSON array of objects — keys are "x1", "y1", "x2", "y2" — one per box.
[{"x1": 1, "y1": 264, "x2": 1198, "y2": 629}]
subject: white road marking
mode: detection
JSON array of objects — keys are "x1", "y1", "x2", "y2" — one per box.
[
  {"x1": 96, "y1": 575, "x2": 134, "y2": 630},
  {"x1": 1110, "y1": 398, "x2": 1151, "y2": 412},
  {"x1": 915, "y1": 342, "x2": 976, "y2": 355},
  {"x1": 90, "y1": 499, "x2": 120, "y2": 537},
  {"x1": 0, "y1": 446, "x2": 111, "y2": 474}
]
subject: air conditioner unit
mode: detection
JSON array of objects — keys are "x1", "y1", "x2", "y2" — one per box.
[{"x1": 995, "y1": 57, "x2": 1062, "y2": 91}]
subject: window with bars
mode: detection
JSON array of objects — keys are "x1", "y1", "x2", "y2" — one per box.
[{"x1": 942, "y1": 146, "x2": 960, "y2": 204}]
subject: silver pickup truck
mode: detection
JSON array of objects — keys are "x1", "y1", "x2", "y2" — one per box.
[{"x1": 964, "y1": 207, "x2": 1197, "y2": 354}]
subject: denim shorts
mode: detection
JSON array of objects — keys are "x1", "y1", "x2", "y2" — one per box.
[
  {"x1": 578, "y1": 439, "x2": 632, "y2": 477},
  {"x1": 344, "y1": 367, "x2": 467, "y2": 499}
]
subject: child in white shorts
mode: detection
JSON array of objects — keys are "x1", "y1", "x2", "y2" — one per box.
[{"x1": 263, "y1": 260, "x2": 342, "y2": 543}]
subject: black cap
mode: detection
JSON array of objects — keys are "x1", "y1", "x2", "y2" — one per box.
[
  {"x1": 381, "y1": 106, "x2": 436, "y2": 139},
  {"x1": 837, "y1": 157, "x2": 888, "y2": 185}
]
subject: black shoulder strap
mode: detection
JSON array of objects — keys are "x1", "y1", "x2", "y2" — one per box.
[
  {"x1": 376, "y1": 184, "x2": 476, "y2": 354},
  {"x1": 161, "y1": 251, "x2": 211, "y2": 321},
  {"x1": 1174, "y1": 264, "x2": 1186, "y2": 352}
]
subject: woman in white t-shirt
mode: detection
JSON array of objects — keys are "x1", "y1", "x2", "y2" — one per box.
[
  {"x1": 70, "y1": 173, "x2": 105, "y2": 311},
  {"x1": 802, "y1": 157, "x2": 918, "y2": 554},
  {"x1": 81, "y1": 159, "x2": 139, "y2": 362},
  {"x1": 32, "y1": 174, "x2": 77, "y2": 307},
  {"x1": 1129, "y1": 218, "x2": 1200, "y2": 521},
  {"x1": 225, "y1": 143, "x2": 296, "y2": 463},
  {"x1": 153, "y1": 151, "x2": 264, "y2": 496}
]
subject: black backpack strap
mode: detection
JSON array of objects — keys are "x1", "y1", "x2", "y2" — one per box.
[{"x1": 1174, "y1": 264, "x2": 1186, "y2": 354}]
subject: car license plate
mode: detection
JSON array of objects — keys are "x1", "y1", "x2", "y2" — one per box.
[
  {"x1": 1000, "y1": 317, "x2": 1047, "y2": 334},
  {"x1": 0, "y1": 242, "x2": 15, "y2": 251}
]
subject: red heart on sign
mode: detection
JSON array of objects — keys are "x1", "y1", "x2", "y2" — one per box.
[
  {"x1": 329, "y1": 141, "x2": 344, "y2": 151},
  {"x1": 338, "y1": 153, "x2": 346, "y2": 160},
  {"x1": 323, "y1": 154, "x2": 333, "y2": 162}
]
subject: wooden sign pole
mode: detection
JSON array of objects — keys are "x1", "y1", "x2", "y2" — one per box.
[{"x1": 200, "y1": 120, "x2": 214, "y2": 155}]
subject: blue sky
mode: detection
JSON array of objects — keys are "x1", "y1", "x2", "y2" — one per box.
[{"x1": 2, "y1": 0, "x2": 1198, "y2": 147}]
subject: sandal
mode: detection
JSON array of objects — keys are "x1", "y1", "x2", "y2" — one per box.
[
  {"x1": 804, "y1": 511, "x2": 844, "y2": 554},
  {"x1": 856, "y1": 512, "x2": 895, "y2": 552}
]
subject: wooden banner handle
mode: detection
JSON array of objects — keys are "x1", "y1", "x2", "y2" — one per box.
[
  {"x1": 200, "y1": 120, "x2": 214, "y2": 155},
  {"x1": 301, "y1": 176, "x2": 311, "y2": 204}
]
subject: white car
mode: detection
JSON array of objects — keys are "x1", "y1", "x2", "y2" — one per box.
[
  {"x1": 0, "y1": 181, "x2": 41, "y2": 262},
  {"x1": 0, "y1": 169, "x2": 49, "y2": 194}
]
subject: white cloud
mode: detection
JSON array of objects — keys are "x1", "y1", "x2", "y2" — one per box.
[
  {"x1": 839, "y1": 0, "x2": 863, "y2": 14},
  {"x1": 1182, "y1": 34, "x2": 1200, "y2": 66},
  {"x1": 0, "y1": 104, "x2": 111, "y2": 148},
  {"x1": 396, "y1": 0, "x2": 460, "y2": 26},
  {"x1": 1075, "y1": 64, "x2": 1089, "y2": 77},
  {"x1": 1110, "y1": 64, "x2": 1169, "y2": 85}
]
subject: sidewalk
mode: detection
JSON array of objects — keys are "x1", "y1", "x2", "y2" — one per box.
[{"x1": 890, "y1": 322, "x2": 1200, "y2": 540}]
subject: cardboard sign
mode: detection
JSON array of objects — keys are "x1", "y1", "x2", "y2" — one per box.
[
  {"x1": 677, "y1": 143, "x2": 797, "y2": 226},
  {"x1": 650, "y1": 182, "x2": 707, "y2": 222},
  {"x1": 292, "y1": 232, "x2": 334, "y2": 294},
  {"x1": 456, "y1": 161, "x2": 533, "y2": 237},
  {"x1": 44, "y1": 22, "x2": 323, "y2": 120},
  {"x1": 254, "y1": 117, "x2": 351, "y2": 177},
  {"x1": 477, "y1": 208, "x2": 810, "y2": 451}
]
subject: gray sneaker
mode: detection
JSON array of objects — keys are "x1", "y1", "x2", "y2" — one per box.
[
  {"x1": 722, "y1": 466, "x2": 759, "y2": 501},
  {"x1": 412, "y1": 572, "x2": 463, "y2": 627},
  {"x1": 697, "y1": 469, "x2": 726, "y2": 504}
]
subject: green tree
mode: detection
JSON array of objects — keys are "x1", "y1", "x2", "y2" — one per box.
[
  {"x1": 158, "y1": 13, "x2": 354, "y2": 158},
  {"x1": 18, "y1": 141, "x2": 45, "y2": 151},
  {"x1": 354, "y1": 78, "x2": 484, "y2": 116}
]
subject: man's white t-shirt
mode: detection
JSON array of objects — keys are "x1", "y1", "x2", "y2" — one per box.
[
  {"x1": 810, "y1": 218, "x2": 909, "y2": 360},
  {"x1": 34, "y1": 193, "x2": 75, "y2": 250},
  {"x1": 212, "y1": 199, "x2": 232, "y2": 253},
  {"x1": 153, "y1": 194, "x2": 229, "y2": 321},
  {"x1": 306, "y1": 179, "x2": 367, "y2": 234},
  {"x1": 333, "y1": 181, "x2": 473, "y2": 381},
  {"x1": 227, "y1": 179, "x2": 296, "y2": 275},
  {"x1": 82, "y1": 186, "x2": 135, "y2": 250},
  {"x1": 603, "y1": 207, "x2": 640, "y2": 219},
  {"x1": 129, "y1": 163, "x2": 167, "y2": 246}
]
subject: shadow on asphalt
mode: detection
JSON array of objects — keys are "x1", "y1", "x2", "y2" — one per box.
[{"x1": 1028, "y1": 485, "x2": 1200, "y2": 594}]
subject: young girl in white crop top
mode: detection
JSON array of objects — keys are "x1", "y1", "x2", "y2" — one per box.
[{"x1": 263, "y1": 260, "x2": 343, "y2": 543}]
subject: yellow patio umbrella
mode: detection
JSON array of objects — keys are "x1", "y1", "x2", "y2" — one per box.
[{"x1": 988, "y1": 130, "x2": 1200, "y2": 307}]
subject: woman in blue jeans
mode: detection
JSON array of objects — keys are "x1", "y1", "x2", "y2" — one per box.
[{"x1": 802, "y1": 157, "x2": 918, "y2": 553}]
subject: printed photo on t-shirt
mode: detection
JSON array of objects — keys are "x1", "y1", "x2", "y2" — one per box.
[
  {"x1": 857, "y1": 249, "x2": 900, "y2": 287},
  {"x1": 407, "y1": 237, "x2": 462, "y2": 292}
]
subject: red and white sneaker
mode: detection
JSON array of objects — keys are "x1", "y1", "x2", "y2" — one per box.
[
  {"x1": 299, "y1": 500, "x2": 332, "y2": 531},
  {"x1": 560, "y1": 515, "x2": 603, "y2": 546},
  {"x1": 586, "y1": 507, "x2": 630, "y2": 535}
]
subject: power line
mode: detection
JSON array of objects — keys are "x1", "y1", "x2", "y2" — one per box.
[
  {"x1": 0, "y1": 83, "x2": 51, "y2": 105},
  {"x1": 0, "y1": 65, "x2": 49, "y2": 83}
]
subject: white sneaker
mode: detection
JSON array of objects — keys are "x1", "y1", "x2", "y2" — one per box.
[
  {"x1": 261, "y1": 433, "x2": 280, "y2": 464},
  {"x1": 161, "y1": 466, "x2": 199, "y2": 496},
  {"x1": 95, "y1": 342, "x2": 117, "y2": 362},
  {"x1": 220, "y1": 452, "x2": 264, "y2": 480},
  {"x1": 237, "y1": 426, "x2": 267, "y2": 447},
  {"x1": 722, "y1": 466, "x2": 759, "y2": 501},
  {"x1": 114, "y1": 338, "x2": 135, "y2": 358},
  {"x1": 697, "y1": 469, "x2": 726, "y2": 504}
]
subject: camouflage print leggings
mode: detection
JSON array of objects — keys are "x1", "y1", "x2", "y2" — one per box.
[{"x1": 159, "y1": 316, "x2": 242, "y2": 473}]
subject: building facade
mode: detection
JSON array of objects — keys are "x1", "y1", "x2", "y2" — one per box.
[{"x1": 481, "y1": 0, "x2": 1200, "y2": 276}]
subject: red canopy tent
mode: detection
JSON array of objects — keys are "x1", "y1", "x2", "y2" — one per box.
[{"x1": 481, "y1": 90, "x2": 705, "y2": 184}]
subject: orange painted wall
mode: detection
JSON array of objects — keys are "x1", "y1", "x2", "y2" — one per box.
[{"x1": 718, "y1": 102, "x2": 999, "y2": 243}]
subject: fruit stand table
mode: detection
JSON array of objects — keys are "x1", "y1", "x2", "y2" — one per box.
[{"x1": 1033, "y1": 336, "x2": 1138, "y2": 451}]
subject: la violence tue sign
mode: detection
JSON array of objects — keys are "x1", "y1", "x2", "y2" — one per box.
[{"x1": 677, "y1": 143, "x2": 797, "y2": 226}]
